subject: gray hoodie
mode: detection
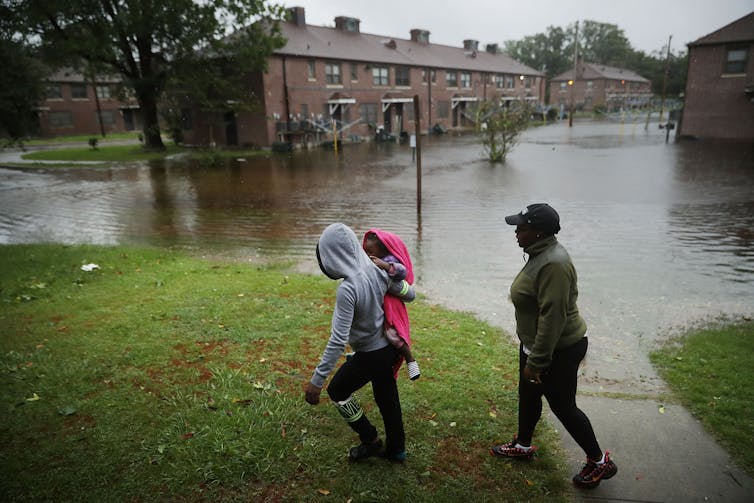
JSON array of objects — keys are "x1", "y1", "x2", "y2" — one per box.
[{"x1": 311, "y1": 223, "x2": 415, "y2": 388}]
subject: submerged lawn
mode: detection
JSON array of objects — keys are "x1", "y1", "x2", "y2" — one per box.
[{"x1": 0, "y1": 244, "x2": 570, "y2": 502}]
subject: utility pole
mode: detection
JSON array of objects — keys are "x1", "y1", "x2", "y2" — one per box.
[
  {"x1": 660, "y1": 35, "x2": 672, "y2": 122},
  {"x1": 569, "y1": 21, "x2": 578, "y2": 128}
]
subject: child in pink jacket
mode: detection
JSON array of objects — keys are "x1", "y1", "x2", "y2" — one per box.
[{"x1": 363, "y1": 229, "x2": 420, "y2": 380}]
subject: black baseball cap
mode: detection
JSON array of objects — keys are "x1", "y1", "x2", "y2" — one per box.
[{"x1": 505, "y1": 203, "x2": 561, "y2": 234}]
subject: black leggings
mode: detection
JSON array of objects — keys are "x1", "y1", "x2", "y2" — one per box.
[
  {"x1": 517, "y1": 337, "x2": 602, "y2": 460},
  {"x1": 327, "y1": 344, "x2": 405, "y2": 455}
]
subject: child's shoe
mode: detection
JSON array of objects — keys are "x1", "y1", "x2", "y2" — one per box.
[{"x1": 406, "y1": 360, "x2": 421, "y2": 380}]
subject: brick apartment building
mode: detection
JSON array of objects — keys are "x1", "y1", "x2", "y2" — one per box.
[
  {"x1": 37, "y1": 69, "x2": 141, "y2": 138},
  {"x1": 549, "y1": 61, "x2": 652, "y2": 112},
  {"x1": 181, "y1": 6, "x2": 545, "y2": 148},
  {"x1": 679, "y1": 11, "x2": 754, "y2": 140}
]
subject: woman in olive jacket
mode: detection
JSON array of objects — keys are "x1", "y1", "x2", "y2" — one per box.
[{"x1": 490, "y1": 203, "x2": 617, "y2": 490}]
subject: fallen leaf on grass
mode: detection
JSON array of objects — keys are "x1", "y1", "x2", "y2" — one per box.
[
  {"x1": 317, "y1": 489, "x2": 330, "y2": 495},
  {"x1": 181, "y1": 432, "x2": 194, "y2": 440},
  {"x1": 658, "y1": 405, "x2": 665, "y2": 414},
  {"x1": 26, "y1": 393, "x2": 41, "y2": 402},
  {"x1": 232, "y1": 398, "x2": 253, "y2": 406}
]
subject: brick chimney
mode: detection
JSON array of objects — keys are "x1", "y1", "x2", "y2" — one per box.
[
  {"x1": 288, "y1": 6, "x2": 305, "y2": 26},
  {"x1": 410, "y1": 29, "x2": 430, "y2": 44},
  {"x1": 463, "y1": 39, "x2": 479, "y2": 52},
  {"x1": 334, "y1": 16, "x2": 360, "y2": 33}
]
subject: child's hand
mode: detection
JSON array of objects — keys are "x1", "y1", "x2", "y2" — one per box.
[{"x1": 370, "y1": 256, "x2": 389, "y2": 271}]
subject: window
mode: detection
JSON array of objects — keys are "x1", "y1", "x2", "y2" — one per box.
[
  {"x1": 395, "y1": 66, "x2": 410, "y2": 86},
  {"x1": 422, "y1": 69, "x2": 436, "y2": 84},
  {"x1": 307, "y1": 59, "x2": 316, "y2": 80},
  {"x1": 325, "y1": 62, "x2": 342, "y2": 85},
  {"x1": 300, "y1": 104, "x2": 309, "y2": 121},
  {"x1": 48, "y1": 111, "x2": 73, "y2": 127},
  {"x1": 460, "y1": 72, "x2": 471, "y2": 88},
  {"x1": 505, "y1": 75, "x2": 514, "y2": 89},
  {"x1": 71, "y1": 83, "x2": 88, "y2": 99},
  {"x1": 725, "y1": 48, "x2": 747, "y2": 74},
  {"x1": 96, "y1": 85, "x2": 112, "y2": 99},
  {"x1": 437, "y1": 101, "x2": 449, "y2": 118},
  {"x1": 495, "y1": 75, "x2": 504, "y2": 89},
  {"x1": 560, "y1": 81, "x2": 567, "y2": 90},
  {"x1": 524, "y1": 77, "x2": 532, "y2": 88},
  {"x1": 97, "y1": 110, "x2": 116, "y2": 125},
  {"x1": 372, "y1": 66, "x2": 389, "y2": 86},
  {"x1": 445, "y1": 70, "x2": 457, "y2": 88},
  {"x1": 46, "y1": 84, "x2": 62, "y2": 100},
  {"x1": 350, "y1": 63, "x2": 358, "y2": 81},
  {"x1": 360, "y1": 103, "x2": 378, "y2": 125}
]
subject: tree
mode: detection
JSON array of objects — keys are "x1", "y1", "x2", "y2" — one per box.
[
  {"x1": 475, "y1": 101, "x2": 532, "y2": 163},
  {"x1": 577, "y1": 20, "x2": 633, "y2": 66},
  {"x1": 12, "y1": 0, "x2": 286, "y2": 149},
  {"x1": 0, "y1": 3, "x2": 48, "y2": 144},
  {"x1": 504, "y1": 25, "x2": 571, "y2": 79}
]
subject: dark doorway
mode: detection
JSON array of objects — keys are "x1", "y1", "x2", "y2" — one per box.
[{"x1": 224, "y1": 111, "x2": 238, "y2": 146}]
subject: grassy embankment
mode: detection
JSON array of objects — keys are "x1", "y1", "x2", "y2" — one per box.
[
  {"x1": 1, "y1": 244, "x2": 570, "y2": 502},
  {"x1": 4, "y1": 133, "x2": 269, "y2": 168}
]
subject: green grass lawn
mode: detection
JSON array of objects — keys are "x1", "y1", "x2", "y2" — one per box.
[
  {"x1": 650, "y1": 319, "x2": 754, "y2": 475},
  {"x1": 20, "y1": 144, "x2": 187, "y2": 162},
  {"x1": 16, "y1": 144, "x2": 271, "y2": 165},
  {"x1": 0, "y1": 244, "x2": 570, "y2": 502},
  {"x1": 21, "y1": 132, "x2": 143, "y2": 146}
]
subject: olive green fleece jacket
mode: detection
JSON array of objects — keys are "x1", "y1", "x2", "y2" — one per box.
[{"x1": 510, "y1": 235, "x2": 587, "y2": 372}]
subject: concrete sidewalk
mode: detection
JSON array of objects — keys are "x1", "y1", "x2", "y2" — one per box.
[{"x1": 551, "y1": 396, "x2": 753, "y2": 502}]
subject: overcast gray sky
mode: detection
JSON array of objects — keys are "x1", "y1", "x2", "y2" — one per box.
[{"x1": 277, "y1": 0, "x2": 753, "y2": 55}]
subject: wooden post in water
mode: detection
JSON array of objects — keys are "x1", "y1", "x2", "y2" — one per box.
[
  {"x1": 413, "y1": 95, "x2": 422, "y2": 215},
  {"x1": 332, "y1": 118, "x2": 338, "y2": 154}
]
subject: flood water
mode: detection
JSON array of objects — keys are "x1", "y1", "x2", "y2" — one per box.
[{"x1": 2, "y1": 119, "x2": 753, "y2": 394}]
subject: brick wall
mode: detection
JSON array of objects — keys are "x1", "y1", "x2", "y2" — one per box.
[
  {"x1": 37, "y1": 81, "x2": 140, "y2": 138},
  {"x1": 680, "y1": 43, "x2": 754, "y2": 140},
  {"x1": 197, "y1": 55, "x2": 546, "y2": 148}
]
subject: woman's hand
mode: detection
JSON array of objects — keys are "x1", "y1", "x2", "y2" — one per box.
[
  {"x1": 305, "y1": 382, "x2": 322, "y2": 404},
  {"x1": 523, "y1": 365, "x2": 542, "y2": 384}
]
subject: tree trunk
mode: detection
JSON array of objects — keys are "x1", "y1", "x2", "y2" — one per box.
[{"x1": 138, "y1": 91, "x2": 165, "y2": 150}]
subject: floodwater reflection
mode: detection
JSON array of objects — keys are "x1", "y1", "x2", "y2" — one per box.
[{"x1": 1, "y1": 120, "x2": 752, "y2": 394}]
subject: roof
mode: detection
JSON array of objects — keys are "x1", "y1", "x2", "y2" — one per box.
[
  {"x1": 688, "y1": 11, "x2": 754, "y2": 47},
  {"x1": 47, "y1": 68, "x2": 122, "y2": 84},
  {"x1": 274, "y1": 21, "x2": 543, "y2": 77},
  {"x1": 551, "y1": 63, "x2": 650, "y2": 83}
]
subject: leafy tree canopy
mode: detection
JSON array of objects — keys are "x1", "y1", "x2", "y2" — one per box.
[
  {"x1": 0, "y1": 4, "x2": 48, "y2": 143},
  {"x1": 11, "y1": 0, "x2": 287, "y2": 149}
]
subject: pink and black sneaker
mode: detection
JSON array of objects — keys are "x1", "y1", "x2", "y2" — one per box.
[{"x1": 572, "y1": 451, "x2": 618, "y2": 488}]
